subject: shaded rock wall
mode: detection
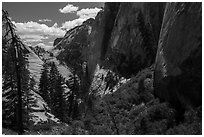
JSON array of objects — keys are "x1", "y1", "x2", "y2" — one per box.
[
  {"x1": 88, "y1": 2, "x2": 201, "y2": 109},
  {"x1": 88, "y1": 2, "x2": 166, "y2": 78},
  {"x1": 153, "y1": 2, "x2": 202, "y2": 108},
  {"x1": 54, "y1": 2, "x2": 201, "y2": 110},
  {"x1": 54, "y1": 18, "x2": 95, "y2": 98},
  {"x1": 87, "y1": 3, "x2": 121, "y2": 80}
]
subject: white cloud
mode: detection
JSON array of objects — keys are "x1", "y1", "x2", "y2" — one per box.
[
  {"x1": 25, "y1": 39, "x2": 42, "y2": 42},
  {"x1": 49, "y1": 41, "x2": 54, "y2": 44},
  {"x1": 59, "y1": 4, "x2": 79, "y2": 13},
  {"x1": 12, "y1": 6, "x2": 102, "y2": 48},
  {"x1": 35, "y1": 43, "x2": 53, "y2": 51},
  {"x1": 12, "y1": 21, "x2": 65, "y2": 49},
  {"x1": 76, "y1": 7, "x2": 101, "y2": 19},
  {"x1": 38, "y1": 19, "x2": 52, "y2": 22},
  {"x1": 35, "y1": 43, "x2": 46, "y2": 47},
  {"x1": 13, "y1": 21, "x2": 65, "y2": 37},
  {"x1": 61, "y1": 7, "x2": 101, "y2": 31},
  {"x1": 20, "y1": 34, "x2": 49, "y2": 43},
  {"x1": 61, "y1": 18, "x2": 85, "y2": 30}
]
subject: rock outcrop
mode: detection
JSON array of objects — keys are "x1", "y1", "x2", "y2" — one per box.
[
  {"x1": 54, "y1": 18, "x2": 94, "y2": 55},
  {"x1": 51, "y1": 18, "x2": 96, "y2": 98},
  {"x1": 153, "y1": 3, "x2": 202, "y2": 108},
  {"x1": 53, "y1": 38, "x2": 63, "y2": 46},
  {"x1": 88, "y1": 2, "x2": 166, "y2": 78}
]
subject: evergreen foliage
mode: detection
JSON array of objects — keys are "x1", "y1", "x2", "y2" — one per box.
[
  {"x1": 2, "y1": 9, "x2": 30, "y2": 134},
  {"x1": 39, "y1": 64, "x2": 50, "y2": 105},
  {"x1": 39, "y1": 62, "x2": 68, "y2": 122},
  {"x1": 49, "y1": 62, "x2": 65, "y2": 121},
  {"x1": 66, "y1": 72, "x2": 80, "y2": 120}
]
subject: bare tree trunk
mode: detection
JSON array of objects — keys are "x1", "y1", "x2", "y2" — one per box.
[
  {"x1": 12, "y1": 41, "x2": 23, "y2": 134},
  {"x1": 16, "y1": 53, "x2": 23, "y2": 134}
]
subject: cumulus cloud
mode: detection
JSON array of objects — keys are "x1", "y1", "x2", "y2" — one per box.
[
  {"x1": 12, "y1": 21, "x2": 65, "y2": 49},
  {"x1": 38, "y1": 18, "x2": 52, "y2": 22},
  {"x1": 61, "y1": 18, "x2": 85, "y2": 30},
  {"x1": 36, "y1": 43, "x2": 46, "y2": 46},
  {"x1": 35, "y1": 43, "x2": 53, "y2": 51},
  {"x1": 12, "y1": 6, "x2": 102, "y2": 48},
  {"x1": 59, "y1": 4, "x2": 79, "y2": 13},
  {"x1": 76, "y1": 7, "x2": 101, "y2": 19},
  {"x1": 61, "y1": 7, "x2": 101, "y2": 31},
  {"x1": 20, "y1": 34, "x2": 49, "y2": 43},
  {"x1": 13, "y1": 21, "x2": 65, "y2": 37}
]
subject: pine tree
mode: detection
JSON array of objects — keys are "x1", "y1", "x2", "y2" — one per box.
[
  {"x1": 66, "y1": 71, "x2": 80, "y2": 120},
  {"x1": 48, "y1": 62, "x2": 66, "y2": 121},
  {"x1": 48, "y1": 62, "x2": 58, "y2": 111},
  {"x1": 61, "y1": 42, "x2": 91, "y2": 117},
  {"x1": 39, "y1": 63, "x2": 50, "y2": 106},
  {"x1": 23, "y1": 77, "x2": 36, "y2": 128},
  {"x1": 52, "y1": 75, "x2": 65, "y2": 121},
  {"x1": 2, "y1": 9, "x2": 30, "y2": 134}
]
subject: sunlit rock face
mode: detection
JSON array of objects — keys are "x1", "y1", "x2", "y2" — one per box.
[
  {"x1": 88, "y1": 2, "x2": 165, "y2": 78},
  {"x1": 51, "y1": 18, "x2": 95, "y2": 98},
  {"x1": 154, "y1": 3, "x2": 202, "y2": 108},
  {"x1": 54, "y1": 18, "x2": 95, "y2": 59}
]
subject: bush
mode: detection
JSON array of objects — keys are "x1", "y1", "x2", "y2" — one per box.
[{"x1": 166, "y1": 107, "x2": 202, "y2": 135}]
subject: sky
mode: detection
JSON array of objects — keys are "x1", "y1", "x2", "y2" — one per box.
[{"x1": 3, "y1": 2, "x2": 104, "y2": 50}]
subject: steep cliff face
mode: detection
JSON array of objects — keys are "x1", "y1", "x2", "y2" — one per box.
[
  {"x1": 153, "y1": 3, "x2": 202, "y2": 108},
  {"x1": 87, "y1": 3, "x2": 120, "y2": 79},
  {"x1": 51, "y1": 18, "x2": 96, "y2": 98},
  {"x1": 54, "y1": 18, "x2": 94, "y2": 59},
  {"x1": 88, "y1": 2, "x2": 166, "y2": 78},
  {"x1": 52, "y1": 2, "x2": 201, "y2": 111},
  {"x1": 25, "y1": 46, "x2": 44, "y2": 84},
  {"x1": 88, "y1": 2, "x2": 201, "y2": 110}
]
